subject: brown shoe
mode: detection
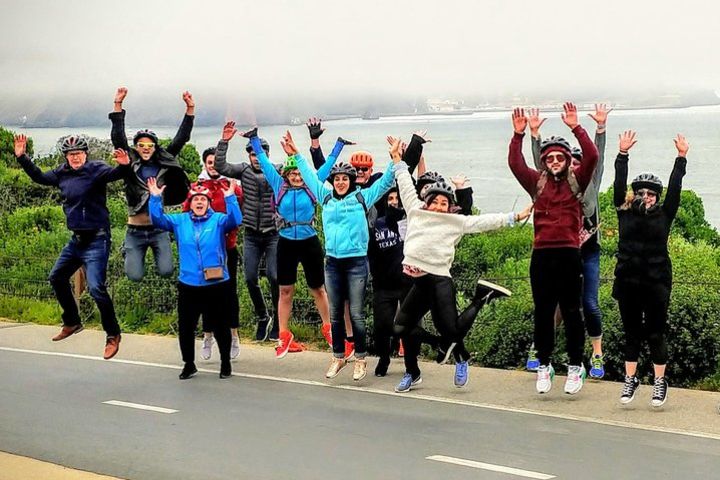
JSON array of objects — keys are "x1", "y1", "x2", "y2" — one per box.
[
  {"x1": 103, "y1": 334, "x2": 121, "y2": 360},
  {"x1": 52, "y1": 324, "x2": 84, "y2": 341}
]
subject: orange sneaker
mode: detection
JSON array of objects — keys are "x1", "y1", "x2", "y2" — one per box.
[
  {"x1": 275, "y1": 331, "x2": 294, "y2": 359},
  {"x1": 321, "y1": 323, "x2": 332, "y2": 346},
  {"x1": 288, "y1": 340, "x2": 306, "y2": 353},
  {"x1": 398, "y1": 340, "x2": 405, "y2": 357},
  {"x1": 344, "y1": 340, "x2": 355, "y2": 361}
]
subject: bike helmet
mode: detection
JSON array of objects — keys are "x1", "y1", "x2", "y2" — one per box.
[
  {"x1": 631, "y1": 173, "x2": 663, "y2": 196},
  {"x1": 282, "y1": 156, "x2": 299, "y2": 175},
  {"x1": 350, "y1": 151, "x2": 374, "y2": 168},
  {"x1": 187, "y1": 184, "x2": 211, "y2": 201},
  {"x1": 571, "y1": 147, "x2": 583, "y2": 161},
  {"x1": 133, "y1": 129, "x2": 159, "y2": 145},
  {"x1": 245, "y1": 138, "x2": 270, "y2": 154},
  {"x1": 60, "y1": 135, "x2": 89, "y2": 154},
  {"x1": 329, "y1": 162, "x2": 357, "y2": 180},
  {"x1": 421, "y1": 181, "x2": 454, "y2": 203}
]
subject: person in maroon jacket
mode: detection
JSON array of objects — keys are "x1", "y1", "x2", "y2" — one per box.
[
  {"x1": 508, "y1": 103, "x2": 598, "y2": 396},
  {"x1": 182, "y1": 147, "x2": 244, "y2": 360}
]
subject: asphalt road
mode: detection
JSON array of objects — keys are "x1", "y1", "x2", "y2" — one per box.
[{"x1": 1, "y1": 349, "x2": 719, "y2": 480}]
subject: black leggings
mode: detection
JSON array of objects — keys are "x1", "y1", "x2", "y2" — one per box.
[
  {"x1": 394, "y1": 274, "x2": 485, "y2": 374},
  {"x1": 373, "y1": 285, "x2": 410, "y2": 360},
  {"x1": 177, "y1": 281, "x2": 232, "y2": 364},
  {"x1": 530, "y1": 248, "x2": 585, "y2": 366},
  {"x1": 617, "y1": 284, "x2": 669, "y2": 365},
  {"x1": 203, "y1": 247, "x2": 240, "y2": 331}
]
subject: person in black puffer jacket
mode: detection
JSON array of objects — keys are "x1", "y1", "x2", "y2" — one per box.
[{"x1": 613, "y1": 130, "x2": 689, "y2": 409}]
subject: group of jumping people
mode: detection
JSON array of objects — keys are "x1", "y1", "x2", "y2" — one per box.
[{"x1": 13, "y1": 90, "x2": 690, "y2": 407}]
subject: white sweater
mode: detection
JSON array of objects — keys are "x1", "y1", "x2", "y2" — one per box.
[{"x1": 395, "y1": 163, "x2": 514, "y2": 277}]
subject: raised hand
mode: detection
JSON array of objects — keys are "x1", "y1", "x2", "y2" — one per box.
[
  {"x1": 113, "y1": 148, "x2": 130, "y2": 165},
  {"x1": 223, "y1": 179, "x2": 238, "y2": 197},
  {"x1": 13, "y1": 134, "x2": 27, "y2": 157},
  {"x1": 450, "y1": 174, "x2": 468, "y2": 189},
  {"x1": 389, "y1": 137, "x2": 402, "y2": 162},
  {"x1": 619, "y1": 130, "x2": 638, "y2": 153},
  {"x1": 147, "y1": 177, "x2": 166, "y2": 196},
  {"x1": 114, "y1": 87, "x2": 128, "y2": 104},
  {"x1": 412, "y1": 129, "x2": 431, "y2": 143},
  {"x1": 222, "y1": 121, "x2": 238, "y2": 142},
  {"x1": 386, "y1": 135, "x2": 398, "y2": 146},
  {"x1": 561, "y1": 102, "x2": 579, "y2": 130},
  {"x1": 338, "y1": 137, "x2": 356, "y2": 146},
  {"x1": 528, "y1": 108, "x2": 546, "y2": 136},
  {"x1": 182, "y1": 91, "x2": 194, "y2": 108},
  {"x1": 673, "y1": 134, "x2": 689, "y2": 157},
  {"x1": 588, "y1": 103, "x2": 612, "y2": 126},
  {"x1": 307, "y1": 117, "x2": 325, "y2": 139},
  {"x1": 512, "y1": 108, "x2": 528, "y2": 134},
  {"x1": 280, "y1": 130, "x2": 298, "y2": 155},
  {"x1": 240, "y1": 127, "x2": 258, "y2": 139}
]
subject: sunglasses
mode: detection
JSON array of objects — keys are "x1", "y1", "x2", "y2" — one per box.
[
  {"x1": 356, "y1": 167, "x2": 370, "y2": 172},
  {"x1": 135, "y1": 142, "x2": 155, "y2": 149},
  {"x1": 544, "y1": 153, "x2": 566, "y2": 164},
  {"x1": 636, "y1": 189, "x2": 658, "y2": 198}
]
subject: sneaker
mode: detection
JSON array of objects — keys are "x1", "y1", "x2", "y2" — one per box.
[
  {"x1": 320, "y1": 323, "x2": 333, "y2": 346},
  {"x1": 201, "y1": 336, "x2": 214, "y2": 360},
  {"x1": 454, "y1": 361, "x2": 469, "y2": 388},
  {"x1": 620, "y1": 375, "x2": 640, "y2": 405},
  {"x1": 395, "y1": 373, "x2": 422, "y2": 393},
  {"x1": 474, "y1": 279, "x2": 512, "y2": 304},
  {"x1": 52, "y1": 324, "x2": 84, "y2": 342},
  {"x1": 268, "y1": 317, "x2": 279, "y2": 341},
  {"x1": 536, "y1": 364, "x2": 555, "y2": 394},
  {"x1": 589, "y1": 354, "x2": 605, "y2": 379},
  {"x1": 526, "y1": 345, "x2": 540, "y2": 372},
  {"x1": 255, "y1": 316, "x2": 272, "y2": 342},
  {"x1": 179, "y1": 362, "x2": 197, "y2": 380},
  {"x1": 325, "y1": 358, "x2": 347, "y2": 378},
  {"x1": 375, "y1": 356, "x2": 390, "y2": 377},
  {"x1": 230, "y1": 336, "x2": 240, "y2": 360},
  {"x1": 344, "y1": 340, "x2": 355, "y2": 361},
  {"x1": 275, "y1": 331, "x2": 294, "y2": 359},
  {"x1": 398, "y1": 340, "x2": 405, "y2": 357},
  {"x1": 103, "y1": 335, "x2": 121, "y2": 360},
  {"x1": 353, "y1": 359, "x2": 368, "y2": 381},
  {"x1": 287, "y1": 340, "x2": 306, "y2": 352},
  {"x1": 219, "y1": 361, "x2": 232, "y2": 379},
  {"x1": 651, "y1": 377, "x2": 668, "y2": 408},
  {"x1": 435, "y1": 339, "x2": 457, "y2": 365},
  {"x1": 564, "y1": 364, "x2": 587, "y2": 395}
]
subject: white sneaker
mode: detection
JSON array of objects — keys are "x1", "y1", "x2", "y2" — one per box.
[
  {"x1": 325, "y1": 358, "x2": 347, "y2": 378},
  {"x1": 536, "y1": 364, "x2": 554, "y2": 394},
  {"x1": 230, "y1": 336, "x2": 240, "y2": 359},
  {"x1": 353, "y1": 359, "x2": 368, "y2": 381},
  {"x1": 564, "y1": 364, "x2": 587, "y2": 395},
  {"x1": 200, "y1": 336, "x2": 214, "y2": 360}
]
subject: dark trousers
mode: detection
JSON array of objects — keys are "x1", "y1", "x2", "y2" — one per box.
[
  {"x1": 49, "y1": 231, "x2": 120, "y2": 336},
  {"x1": 372, "y1": 285, "x2": 410, "y2": 360},
  {"x1": 617, "y1": 284, "x2": 669, "y2": 365},
  {"x1": 530, "y1": 248, "x2": 585, "y2": 366},
  {"x1": 177, "y1": 281, "x2": 232, "y2": 364},
  {"x1": 202, "y1": 246, "x2": 240, "y2": 331},
  {"x1": 581, "y1": 244, "x2": 603, "y2": 339},
  {"x1": 243, "y1": 230, "x2": 279, "y2": 321}
]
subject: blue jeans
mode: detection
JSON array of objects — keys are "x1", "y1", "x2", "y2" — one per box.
[
  {"x1": 325, "y1": 256, "x2": 369, "y2": 359},
  {"x1": 582, "y1": 245, "x2": 603, "y2": 339},
  {"x1": 122, "y1": 227, "x2": 174, "y2": 282},
  {"x1": 243, "y1": 230, "x2": 279, "y2": 321},
  {"x1": 49, "y1": 231, "x2": 120, "y2": 336}
]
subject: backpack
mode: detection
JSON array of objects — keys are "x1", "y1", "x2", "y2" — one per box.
[
  {"x1": 322, "y1": 190, "x2": 376, "y2": 231},
  {"x1": 273, "y1": 183, "x2": 318, "y2": 231},
  {"x1": 532, "y1": 169, "x2": 583, "y2": 204}
]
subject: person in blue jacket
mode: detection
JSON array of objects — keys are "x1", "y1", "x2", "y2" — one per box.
[
  {"x1": 148, "y1": 177, "x2": 241, "y2": 380},
  {"x1": 234, "y1": 125, "x2": 352, "y2": 359},
  {"x1": 287, "y1": 131, "x2": 396, "y2": 382},
  {"x1": 14, "y1": 134, "x2": 129, "y2": 360}
]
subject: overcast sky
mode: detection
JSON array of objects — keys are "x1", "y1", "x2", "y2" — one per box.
[{"x1": 2, "y1": 0, "x2": 719, "y2": 105}]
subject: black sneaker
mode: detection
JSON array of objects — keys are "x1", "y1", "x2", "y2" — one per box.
[
  {"x1": 474, "y1": 279, "x2": 512, "y2": 304},
  {"x1": 255, "y1": 316, "x2": 272, "y2": 342},
  {"x1": 651, "y1": 376, "x2": 668, "y2": 408},
  {"x1": 435, "y1": 339, "x2": 457, "y2": 364},
  {"x1": 374, "y1": 356, "x2": 391, "y2": 377},
  {"x1": 268, "y1": 317, "x2": 279, "y2": 341},
  {"x1": 620, "y1": 375, "x2": 640, "y2": 404},
  {"x1": 219, "y1": 361, "x2": 232, "y2": 379},
  {"x1": 179, "y1": 363, "x2": 197, "y2": 380}
]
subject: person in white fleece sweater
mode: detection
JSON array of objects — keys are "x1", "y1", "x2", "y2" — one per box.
[{"x1": 389, "y1": 138, "x2": 531, "y2": 392}]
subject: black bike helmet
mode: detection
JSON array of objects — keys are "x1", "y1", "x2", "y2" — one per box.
[
  {"x1": 329, "y1": 162, "x2": 357, "y2": 180},
  {"x1": 539, "y1": 136, "x2": 572, "y2": 154},
  {"x1": 133, "y1": 129, "x2": 159, "y2": 145},
  {"x1": 421, "y1": 180, "x2": 454, "y2": 203},
  {"x1": 631, "y1": 172, "x2": 663, "y2": 196},
  {"x1": 60, "y1": 135, "x2": 89, "y2": 154},
  {"x1": 246, "y1": 138, "x2": 270, "y2": 154},
  {"x1": 571, "y1": 147, "x2": 583, "y2": 161},
  {"x1": 202, "y1": 147, "x2": 216, "y2": 163}
]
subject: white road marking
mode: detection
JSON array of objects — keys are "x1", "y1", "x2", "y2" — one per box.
[
  {"x1": 427, "y1": 455, "x2": 555, "y2": 479},
  {"x1": 2, "y1": 346, "x2": 720, "y2": 442},
  {"x1": 102, "y1": 400, "x2": 178, "y2": 414}
]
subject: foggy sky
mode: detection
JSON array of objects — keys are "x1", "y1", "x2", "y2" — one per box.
[{"x1": 1, "y1": 0, "x2": 719, "y2": 118}]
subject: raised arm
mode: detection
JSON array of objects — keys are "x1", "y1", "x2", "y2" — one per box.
[
  {"x1": 295, "y1": 152, "x2": 330, "y2": 201},
  {"x1": 96, "y1": 148, "x2": 131, "y2": 183},
  {"x1": 508, "y1": 108, "x2": 541, "y2": 195},
  {"x1": 562, "y1": 103, "x2": 598, "y2": 191},
  {"x1": 166, "y1": 91, "x2": 195, "y2": 156},
  {"x1": 14, "y1": 135, "x2": 58, "y2": 187},
  {"x1": 583, "y1": 103, "x2": 611, "y2": 204},
  {"x1": 307, "y1": 117, "x2": 327, "y2": 169},
  {"x1": 213, "y1": 122, "x2": 248, "y2": 179},
  {"x1": 528, "y1": 108, "x2": 546, "y2": 169},
  {"x1": 109, "y1": 88, "x2": 130, "y2": 151},
  {"x1": 317, "y1": 138, "x2": 350, "y2": 182},
  {"x1": 403, "y1": 131, "x2": 429, "y2": 174},
  {"x1": 147, "y1": 178, "x2": 178, "y2": 232},
  {"x1": 390, "y1": 138, "x2": 422, "y2": 212},
  {"x1": 220, "y1": 181, "x2": 243, "y2": 232},
  {"x1": 451, "y1": 175, "x2": 473, "y2": 215},
  {"x1": 613, "y1": 130, "x2": 638, "y2": 207},
  {"x1": 662, "y1": 134, "x2": 689, "y2": 220},
  {"x1": 360, "y1": 162, "x2": 395, "y2": 206}
]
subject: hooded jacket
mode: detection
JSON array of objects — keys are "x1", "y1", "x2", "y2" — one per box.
[
  {"x1": 181, "y1": 176, "x2": 243, "y2": 249},
  {"x1": 108, "y1": 109, "x2": 192, "y2": 214},
  {"x1": 17, "y1": 154, "x2": 128, "y2": 232}
]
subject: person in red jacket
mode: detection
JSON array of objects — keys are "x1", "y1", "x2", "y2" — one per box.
[
  {"x1": 182, "y1": 147, "x2": 243, "y2": 360},
  {"x1": 508, "y1": 103, "x2": 598, "y2": 396}
]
